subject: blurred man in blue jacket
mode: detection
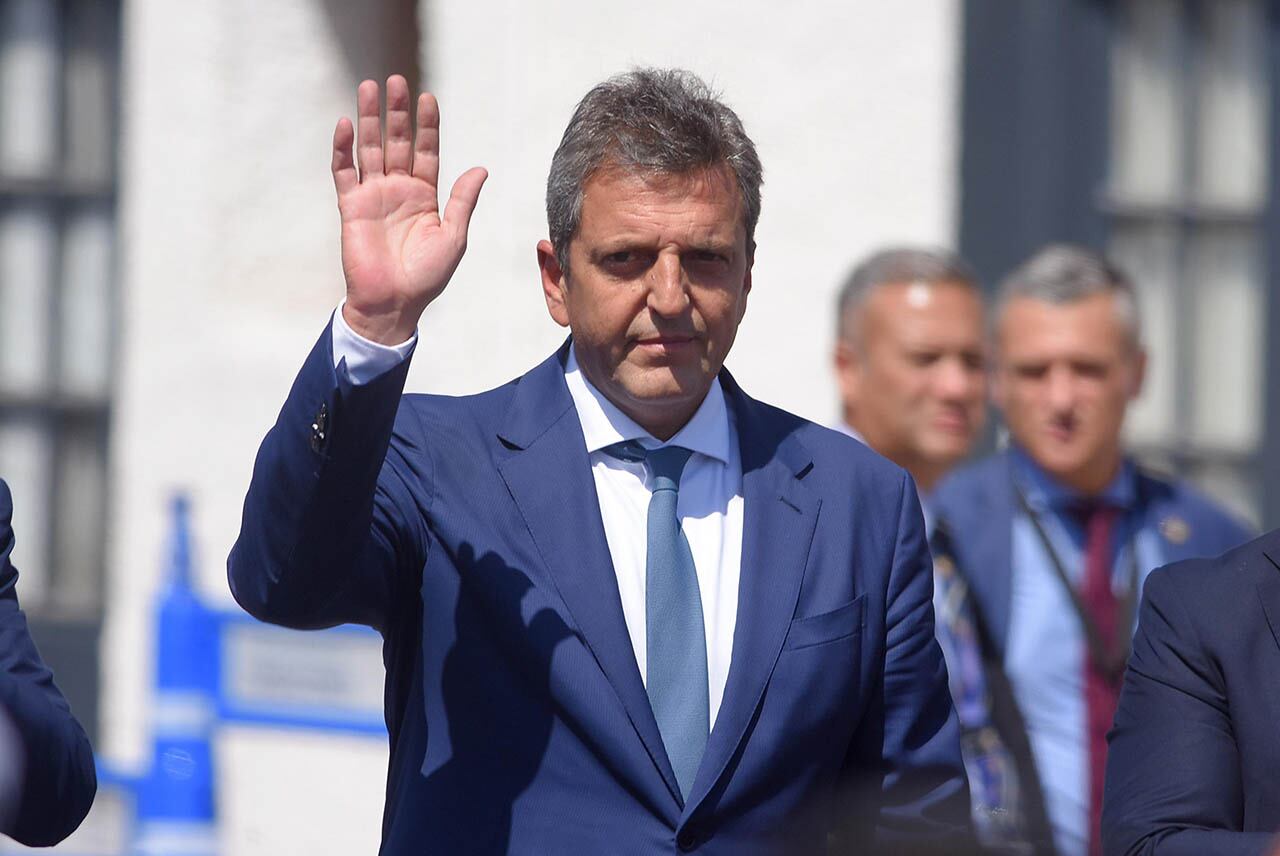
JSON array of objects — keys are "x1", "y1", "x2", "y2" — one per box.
[
  {"x1": 933, "y1": 245, "x2": 1252, "y2": 856},
  {"x1": 0, "y1": 478, "x2": 97, "y2": 846}
]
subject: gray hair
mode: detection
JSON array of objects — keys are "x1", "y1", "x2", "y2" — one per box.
[
  {"x1": 836, "y1": 246, "x2": 980, "y2": 341},
  {"x1": 996, "y1": 244, "x2": 1142, "y2": 345},
  {"x1": 546, "y1": 68, "x2": 763, "y2": 274}
]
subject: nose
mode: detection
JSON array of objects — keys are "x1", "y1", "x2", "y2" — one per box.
[
  {"x1": 646, "y1": 252, "x2": 690, "y2": 318},
  {"x1": 935, "y1": 357, "x2": 981, "y2": 402},
  {"x1": 1045, "y1": 364, "x2": 1076, "y2": 412}
]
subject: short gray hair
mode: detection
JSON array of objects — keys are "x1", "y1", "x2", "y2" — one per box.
[
  {"x1": 546, "y1": 68, "x2": 763, "y2": 274},
  {"x1": 836, "y1": 246, "x2": 979, "y2": 341},
  {"x1": 997, "y1": 244, "x2": 1141, "y2": 345}
]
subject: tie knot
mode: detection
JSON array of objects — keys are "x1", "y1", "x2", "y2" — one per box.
[
  {"x1": 601, "y1": 441, "x2": 693, "y2": 489},
  {"x1": 646, "y1": 445, "x2": 693, "y2": 488},
  {"x1": 1070, "y1": 497, "x2": 1121, "y2": 528}
]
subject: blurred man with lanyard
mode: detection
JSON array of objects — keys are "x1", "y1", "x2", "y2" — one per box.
[
  {"x1": 833, "y1": 247, "x2": 1054, "y2": 854},
  {"x1": 933, "y1": 244, "x2": 1253, "y2": 856}
]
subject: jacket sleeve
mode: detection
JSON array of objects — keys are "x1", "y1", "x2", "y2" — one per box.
[
  {"x1": 1102, "y1": 562, "x2": 1273, "y2": 856},
  {"x1": 227, "y1": 324, "x2": 432, "y2": 634},
  {"x1": 0, "y1": 480, "x2": 97, "y2": 847},
  {"x1": 845, "y1": 473, "x2": 975, "y2": 853}
]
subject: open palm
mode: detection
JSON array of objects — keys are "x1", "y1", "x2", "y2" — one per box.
[{"x1": 332, "y1": 76, "x2": 487, "y2": 344}]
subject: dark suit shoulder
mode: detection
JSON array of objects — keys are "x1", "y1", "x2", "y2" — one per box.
[
  {"x1": 1147, "y1": 528, "x2": 1280, "y2": 602},
  {"x1": 399, "y1": 376, "x2": 520, "y2": 430}
]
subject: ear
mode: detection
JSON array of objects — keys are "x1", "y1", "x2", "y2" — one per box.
[
  {"x1": 737, "y1": 263, "x2": 753, "y2": 321},
  {"x1": 1128, "y1": 345, "x2": 1148, "y2": 401},
  {"x1": 537, "y1": 239, "x2": 570, "y2": 328},
  {"x1": 833, "y1": 339, "x2": 862, "y2": 406}
]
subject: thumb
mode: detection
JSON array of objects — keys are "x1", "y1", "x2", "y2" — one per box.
[{"x1": 443, "y1": 167, "x2": 488, "y2": 245}]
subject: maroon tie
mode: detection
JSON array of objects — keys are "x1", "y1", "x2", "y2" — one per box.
[{"x1": 1079, "y1": 500, "x2": 1121, "y2": 856}]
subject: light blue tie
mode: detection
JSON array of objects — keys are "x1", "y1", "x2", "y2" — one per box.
[{"x1": 607, "y1": 441, "x2": 709, "y2": 800}]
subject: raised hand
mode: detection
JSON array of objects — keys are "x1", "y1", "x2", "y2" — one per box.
[{"x1": 332, "y1": 75, "x2": 488, "y2": 344}]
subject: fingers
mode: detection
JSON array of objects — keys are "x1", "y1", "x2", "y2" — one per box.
[
  {"x1": 383, "y1": 75, "x2": 413, "y2": 175},
  {"x1": 442, "y1": 166, "x2": 489, "y2": 243},
  {"x1": 411, "y1": 92, "x2": 441, "y2": 190},
  {"x1": 342, "y1": 78, "x2": 461, "y2": 207},
  {"x1": 332, "y1": 117, "x2": 357, "y2": 196},
  {"x1": 356, "y1": 79, "x2": 384, "y2": 178}
]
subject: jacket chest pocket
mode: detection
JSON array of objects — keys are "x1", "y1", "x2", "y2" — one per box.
[
  {"x1": 782, "y1": 594, "x2": 866, "y2": 651},
  {"x1": 764, "y1": 595, "x2": 869, "y2": 755}
]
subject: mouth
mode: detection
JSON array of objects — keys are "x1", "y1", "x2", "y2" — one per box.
[
  {"x1": 1044, "y1": 421, "x2": 1077, "y2": 444},
  {"x1": 631, "y1": 335, "x2": 698, "y2": 354},
  {"x1": 932, "y1": 412, "x2": 972, "y2": 434}
]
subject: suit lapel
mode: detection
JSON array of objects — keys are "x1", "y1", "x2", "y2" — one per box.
[
  {"x1": 1258, "y1": 541, "x2": 1280, "y2": 655},
  {"x1": 684, "y1": 375, "x2": 820, "y2": 816},
  {"x1": 962, "y1": 454, "x2": 1015, "y2": 657},
  {"x1": 495, "y1": 348, "x2": 682, "y2": 807}
]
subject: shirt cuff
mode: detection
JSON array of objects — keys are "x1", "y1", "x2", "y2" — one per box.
[{"x1": 330, "y1": 302, "x2": 418, "y2": 385}]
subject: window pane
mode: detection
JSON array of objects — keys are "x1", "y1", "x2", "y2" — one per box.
[
  {"x1": 1186, "y1": 225, "x2": 1263, "y2": 449},
  {"x1": 0, "y1": 0, "x2": 61, "y2": 178},
  {"x1": 0, "y1": 201, "x2": 56, "y2": 394},
  {"x1": 51, "y1": 422, "x2": 105, "y2": 612},
  {"x1": 64, "y1": 0, "x2": 117, "y2": 184},
  {"x1": 0, "y1": 415, "x2": 52, "y2": 604},
  {"x1": 1111, "y1": 0, "x2": 1185, "y2": 205},
  {"x1": 1111, "y1": 222, "x2": 1179, "y2": 446},
  {"x1": 1193, "y1": 0, "x2": 1268, "y2": 209},
  {"x1": 59, "y1": 203, "x2": 114, "y2": 398}
]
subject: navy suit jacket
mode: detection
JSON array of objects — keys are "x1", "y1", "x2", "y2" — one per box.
[
  {"x1": 229, "y1": 329, "x2": 970, "y2": 855},
  {"x1": 0, "y1": 479, "x2": 96, "y2": 846},
  {"x1": 931, "y1": 452, "x2": 1252, "y2": 660},
  {"x1": 1103, "y1": 530, "x2": 1280, "y2": 855}
]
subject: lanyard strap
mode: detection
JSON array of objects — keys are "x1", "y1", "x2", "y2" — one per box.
[{"x1": 1010, "y1": 481, "x2": 1141, "y2": 683}]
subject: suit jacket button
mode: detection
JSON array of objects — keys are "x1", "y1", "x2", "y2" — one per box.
[
  {"x1": 310, "y1": 403, "x2": 328, "y2": 453},
  {"x1": 677, "y1": 829, "x2": 699, "y2": 851}
]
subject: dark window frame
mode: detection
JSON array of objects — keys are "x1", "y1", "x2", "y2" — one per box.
[
  {"x1": 961, "y1": 0, "x2": 1279, "y2": 530},
  {"x1": 0, "y1": 0, "x2": 123, "y2": 743}
]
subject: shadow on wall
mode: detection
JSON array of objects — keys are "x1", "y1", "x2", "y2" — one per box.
[{"x1": 319, "y1": 0, "x2": 421, "y2": 89}]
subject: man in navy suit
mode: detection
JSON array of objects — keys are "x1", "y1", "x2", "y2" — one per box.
[
  {"x1": 0, "y1": 478, "x2": 97, "y2": 846},
  {"x1": 230, "y1": 69, "x2": 969, "y2": 854},
  {"x1": 1103, "y1": 530, "x2": 1280, "y2": 854},
  {"x1": 933, "y1": 245, "x2": 1252, "y2": 856}
]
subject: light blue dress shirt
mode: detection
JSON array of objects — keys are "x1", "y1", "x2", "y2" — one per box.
[{"x1": 1004, "y1": 447, "x2": 1165, "y2": 856}]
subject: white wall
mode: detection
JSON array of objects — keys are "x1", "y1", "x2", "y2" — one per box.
[
  {"x1": 415, "y1": 0, "x2": 961, "y2": 418},
  {"x1": 105, "y1": 0, "x2": 960, "y2": 851}
]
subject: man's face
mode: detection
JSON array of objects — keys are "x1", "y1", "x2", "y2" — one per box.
[
  {"x1": 538, "y1": 165, "x2": 752, "y2": 439},
  {"x1": 993, "y1": 293, "x2": 1146, "y2": 492},
  {"x1": 835, "y1": 281, "x2": 986, "y2": 489}
]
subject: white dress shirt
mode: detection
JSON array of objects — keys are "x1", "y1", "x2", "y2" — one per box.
[{"x1": 330, "y1": 308, "x2": 745, "y2": 728}]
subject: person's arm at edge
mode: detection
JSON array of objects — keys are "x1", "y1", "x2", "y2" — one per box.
[
  {"x1": 1102, "y1": 561, "x2": 1272, "y2": 856},
  {"x1": 0, "y1": 482, "x2": 95, "y2": 847}
]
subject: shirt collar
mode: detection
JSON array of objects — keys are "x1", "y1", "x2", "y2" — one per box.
[
  {"x1": 1009, "y1": 443, "x2": 1137, "y2": 512},
  {"x1": 564, "y1": 345, "x2": 730, "y2": 464}
]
